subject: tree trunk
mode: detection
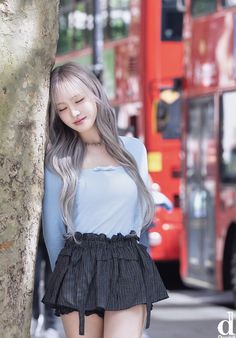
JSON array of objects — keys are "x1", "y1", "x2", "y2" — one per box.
[{"x1": 0, "y1": 1, "x2": 59, "y2": 337}]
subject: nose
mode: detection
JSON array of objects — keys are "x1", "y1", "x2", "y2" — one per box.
[{"x1": 70, "y1": 108, "x2": 81, "y2": 117}]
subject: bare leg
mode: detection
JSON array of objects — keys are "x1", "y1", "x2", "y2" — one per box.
[
  {"x1": 103, "y1": 304, "x2": 147, "y2": 338},
  {"x1": 61, "y1": 311, "x2": 104, "y2": 338}
]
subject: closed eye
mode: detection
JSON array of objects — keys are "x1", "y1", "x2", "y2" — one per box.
[
  {"x1": 58, "y1": 107, "x2": 67, "y2": 112},
  {"x1": 75, "y1": 98, "x2": 84, "y2": 103}
]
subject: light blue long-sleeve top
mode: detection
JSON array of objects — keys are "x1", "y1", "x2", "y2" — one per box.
[{"x1": 42, "y1": 136, "x2": 150, "y2": 270}]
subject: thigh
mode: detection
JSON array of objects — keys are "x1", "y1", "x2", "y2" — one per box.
[
  {"x1": 61, "y1": 311, "x2": 104, "y2": 338},
  {"x1": 104, "y1": 304, "x2": 147, "y2": 338}
]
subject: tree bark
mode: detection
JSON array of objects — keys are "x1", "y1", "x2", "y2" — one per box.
[{"x1": 0, "y1": 1, "x2": 59, "y2": 337}]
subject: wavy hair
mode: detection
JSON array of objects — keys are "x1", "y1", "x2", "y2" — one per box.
[{"x1": 45, "y1": 62, "x2": 155, "y2": 237}]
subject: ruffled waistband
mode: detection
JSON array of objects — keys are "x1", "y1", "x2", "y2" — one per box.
[{"x1": 63, "y1": 230, "x2": 139, "y2": 243}]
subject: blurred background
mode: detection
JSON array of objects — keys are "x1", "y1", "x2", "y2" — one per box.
[{"x1": 32, "y1": 1, "x2": 236, "y2": 337}]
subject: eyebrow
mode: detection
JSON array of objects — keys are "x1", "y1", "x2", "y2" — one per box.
[{"x1": 56, "y1": 94, "x2": 82, "y2": 105}]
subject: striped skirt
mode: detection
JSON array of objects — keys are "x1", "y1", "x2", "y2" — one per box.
[{"x1": 42, "y1": 231, "x2": 169, "y2": 335}]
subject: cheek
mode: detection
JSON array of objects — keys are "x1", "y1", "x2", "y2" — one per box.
[
  {"x1": 83, "y1": 101, "x2": 97, "y2": 116},
  {"x1": 58, "y1": 112, "x2": 70, "y2": 125},
  {"x1": 58, "y1": 113, "x2": 65, "y2": 122}
]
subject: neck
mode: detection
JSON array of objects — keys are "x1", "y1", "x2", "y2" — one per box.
[{"x1": 79, "y1": 127, "x2": 102, "y2": 145}]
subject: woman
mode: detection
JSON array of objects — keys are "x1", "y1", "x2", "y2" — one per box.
[{"x1": 41, "y1": 62, "x2": 168, "y2": 338}]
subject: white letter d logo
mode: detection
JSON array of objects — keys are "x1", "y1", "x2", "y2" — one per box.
[{"x1": 218, "y1": 312, "x2": 235, "y2": 336}]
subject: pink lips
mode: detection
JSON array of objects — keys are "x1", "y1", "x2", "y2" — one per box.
[{"x1": 74, "y1": 116, "x2": 87, "y2": 125}]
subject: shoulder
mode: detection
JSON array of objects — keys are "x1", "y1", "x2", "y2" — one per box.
[
  {"x1": 119, "y1": 136, "x2": 146, "y2": 154},
  {"x1": 119, "y1": 136, "x2": 147, "y2": 165}
]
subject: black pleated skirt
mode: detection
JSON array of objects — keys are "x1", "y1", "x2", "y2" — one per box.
[{"x1": 42, "y1": 231, "x2": 169, "y2": 335}]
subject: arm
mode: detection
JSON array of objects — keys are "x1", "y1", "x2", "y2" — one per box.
[
  {"x1": 121, "y1": 137, "x2": 152, "y2": 232},
  {"x1": 127, "y1": 138, "x2": 172, "y2": 210},
  {"x1": 133, "y1": 140, "x2": 155, "y2": 249},
  {"x1": 137, "y1": 141, "x2": 151, "y2": 192},
  {"x1": 133, "y1": 140, "x2": 153, "y2": 240},
  {"x1": 120, "y1": 136, "x2": 150, "y2": 190},
  {"x1": 42, "y1": 167, "x2": 66, "y2": 271}
]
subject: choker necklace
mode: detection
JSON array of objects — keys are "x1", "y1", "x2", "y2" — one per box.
[{"x1": 84, "y1": 141, "x2": 104, "y2": 146}]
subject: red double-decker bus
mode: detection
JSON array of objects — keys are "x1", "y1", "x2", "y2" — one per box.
[
  {"x1": 141, "y1": 0, "x2": 184, "y2": 261},
  {"x1": 56, "y1": 0, "x2": 184, "y2": 262},
  {"x1": 181, "y1": 0, "x2": 236, "y2": 306}
]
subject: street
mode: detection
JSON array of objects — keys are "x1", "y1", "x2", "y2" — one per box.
[
  {"x1": 52, "y1": 289, "x2": 235, "y2": 338},
  {"x1": 148, "y1": 289, "x2": 235, "y2": 338}
]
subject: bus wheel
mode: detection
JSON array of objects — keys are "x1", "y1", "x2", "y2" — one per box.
[{"x1": 231, "y1": 242, "x2": 236, "y2": 308}]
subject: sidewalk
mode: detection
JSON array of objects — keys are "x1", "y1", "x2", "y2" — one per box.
[{"x1": 30, "y1": 315, "x2": 65, "y2": 338}]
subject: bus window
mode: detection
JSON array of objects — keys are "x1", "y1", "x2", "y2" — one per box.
[
  {"x1": 220, "y1": 91, "x2": 236, "y2": 182},
  {"x1": 187, "y1": 97, "x2": 214, "y2": 179},
  {"x1": 161, "y1": 0, "x2": 183, "y2": 41},
  {"x1": 187, "y1": 102, "x2": 202, "y2": 179},
  {"x1": 222, "y1": 0, "x2": 236, "y2": 7},
  {"x1": 191, "y1": 0, "x2": 216, "y2": 17}
]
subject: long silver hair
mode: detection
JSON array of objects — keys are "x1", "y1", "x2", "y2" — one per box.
[{"x1": 45, "y1": 62, "x2": 155, "y2": 236}]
